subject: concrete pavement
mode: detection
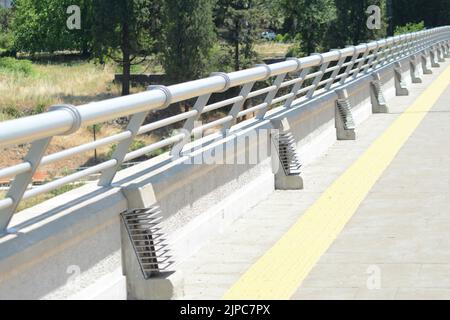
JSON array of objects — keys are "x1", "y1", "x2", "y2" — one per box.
[{"x1": 176, "y1": 59, "x2": 450, "y2": 300}]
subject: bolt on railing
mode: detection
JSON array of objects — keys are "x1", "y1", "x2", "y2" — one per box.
[{"x1": 1, "y1": 27, "x2": 450, "y2": 233}]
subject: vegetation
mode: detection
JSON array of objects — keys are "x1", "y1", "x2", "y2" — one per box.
[
  {"x1": 1, "y1": 0, "x2": 449, "y2": 211},
  {"x1": 280, "y1": 0, "x2": 336, "y2": 55},
  {"x1": 3, "y1": 0, "x2": 450, "y2": 88},
  {"x1": 0, "y1": 57, "x2": 35, "y2": 76},
  {"x1": 394, "y1": 21, "x2": 426, "y2": 35},
  {"x1": 162, "y1": 0, "x2": 216, "y2": 82},
  {"x1": 330, "y1": 0, "x2": 387, "y2": 48},
  {"x1": 91, "y1": 0, "x2": 161, "y2": 95}
]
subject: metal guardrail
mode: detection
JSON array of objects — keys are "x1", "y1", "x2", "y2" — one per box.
[{"x1": 1, "y1": 27, "x2": 450, "y2": 232}]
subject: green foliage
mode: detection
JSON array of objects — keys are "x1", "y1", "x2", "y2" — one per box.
[
  {"x1": 210, "y1": 43, "x2": 234, "y2": 73},
  {"x1": 0, "y1": 105, "x2": 24, "y2": 119},
  {"x1": 92, "y1": 0, "x2": 162, "y2": 95},
  {"x1": 275, "y1": 34, "x2": 284, "y2": 42},
  {"x1": 0, "y1": 7, "x2": 14, "y2": 52},
  {"x1": 0, "y1": 57, "x2": 35, "y2": 76},
  {"x1": 108, "y1": 140, "x2": 147, "y2": 159},
  {"x1": 286, "y1": 43, "x2": 305, "y2": 58},
  {"x1": 162, "y1": 0, "x2": 217, "y2": 83},
  {"x1": 393, "y1": 0, "x2": 450, "y2": 30},
  {"x1": 50, "y1": 183, "x2": 85, "y2": 197},
  {"x1": 330, "y1": 0, "x2": 387, "y2": 48},
  {"x1": 394, "y1": 21, "x2": 426, "y2": 35},
  {"x1": 0, "y1": 32, "x2": 14, "y2": 53},
  {"x1": 217, "y1": 0, "x2": 268, "y2": 71},
  {"x1": 87, "y1": 123, "x2": 103, "y2": 134},
  {"x1": 12, "y1": 0, "x2": 92, "y2": 53},
  {"x1": 280, "y1": 0, "x2": 336, "y2": 54}
]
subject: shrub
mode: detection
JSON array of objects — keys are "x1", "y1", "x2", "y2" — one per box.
[
  {"x1": 394, "y1": 21, "x2": 426, "y2": 36},
  {"x1": 275, "y1": 34, "x2": 284, "y2": 43},
  {"x1": 108, "y1": 140, "x2": 147, "y2": 159},
  {"x1": 286, "y1": 43, "x2": 305, "y2": 58},
  {"x1": 87, "y1": 123, "x2": 103, "y2": 134},
  {"x1": 0, "y1": 32, "x2": 13, "y2": 52},
  {"x1": 0, "y1": 106, "x2": 23, "y2": 119},
  {"x1": 0, "y1": 57, "x2": 35, "y2": 76}
]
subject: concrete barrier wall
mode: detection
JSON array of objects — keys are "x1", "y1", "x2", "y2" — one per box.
[{"x1": 0, "y1": 59, "x2": 417, "y2": 300}]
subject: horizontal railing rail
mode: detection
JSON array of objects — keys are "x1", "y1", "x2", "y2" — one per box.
[{"x1": 1, "y1": 27, "x2": 450, "y2": 233}]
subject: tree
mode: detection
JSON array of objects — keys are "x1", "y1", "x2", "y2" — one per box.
[
  {"x1": 162, "y1": 0, "x2": 217, "y2": 83},
  {"x1": 330, "y1": 0, "x2": 387, "y2": 49},
  {"x1": 218, "y1": 0, "x2": 267, "y2": 71},
  {"x1": 12, "y1": 0, "x2": 92, "y2": 54},
  {"x1": 393, "y1": 0, "x2": 450, "y2": 29},
  {"x1": 0, "y1": 6, "x2": 14, "y2": 54},
  {"x1": 280, "y1": 0, "x2": 335, "y2": 55},
  {"x1": 92, "y1": 0, "x2": 162, "y2": 96}
]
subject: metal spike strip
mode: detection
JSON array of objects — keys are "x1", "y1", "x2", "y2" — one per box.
[
  {"x1": 371, "y1": 80, "x2": 387, "y2": 106},
  {"x1": 336, "y1": 98, "x2": 356, "y2": 130},
  {"x1": 395, "y1": 68, "x2": 408, "y2": 90},
  {"x1": 273, "y1": 131, "x2": 302, "y2": 176},
  {"x1": 121, "y1": 207, "x2": 173, "y2": 279}
]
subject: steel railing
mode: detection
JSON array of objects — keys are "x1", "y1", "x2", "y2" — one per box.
[{"x1": 1, "y1": 27, "x2": 450, "y2": 232}]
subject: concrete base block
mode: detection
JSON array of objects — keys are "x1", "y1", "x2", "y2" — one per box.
[
  {"x1": 432, "y1": 61, "x2": 440, "y2": 68},
  {"x1": 411, "y1": 76, "x2": 423, "y2": 84},
  {"x1": 120, "y1": 184, "x2": 183, "y2": 300},
  {"x1": 370, "y1": 75, "x2": 389, "y2": 114},
  {"x1": 122, "y1": 183, "x2": 157, "y2": 210},
  {"x1": 394, "y1": 63, "x2": 409, "y2": 97},
  {"x1": 372, "y1": 104, "x2": 389, "y2": 113},
  {"x1": 421, "y1": 56, "x2": 433, "y2": 74},
  {"x1": 410, "y1": 61, "x2": 423, "y2": 84},
  {"x1": 337, "y1": 128, "x2": 356, "y2": 141},
  {"x1": 275, "y1": 174, "x2": 303, "y2": 190},
  {"x1": 431, "y1": 53, "x2": 440, "y2": 68},
  {"x1": 127, "y1": 271, "x2": 185, "y2": 300},
  {"x1": 396, "y1": 87, "x2": 409, "y2": 96}
]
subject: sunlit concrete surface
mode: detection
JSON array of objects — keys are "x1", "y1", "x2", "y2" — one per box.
[
  {"x1": 293, "y1": 70, "x2": 450, "y2": 301},
  {"x1": 176, "y1": 60, "x2": 450, "y2": 300}
]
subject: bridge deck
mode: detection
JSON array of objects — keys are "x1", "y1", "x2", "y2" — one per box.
[{"x1": 177, "y1": 60, "x2": 450, "y2": 300}]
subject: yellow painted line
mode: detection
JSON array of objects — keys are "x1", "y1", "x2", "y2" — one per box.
[{"x1": 223, "y1": 65, "x2": 450, "y2": 300}]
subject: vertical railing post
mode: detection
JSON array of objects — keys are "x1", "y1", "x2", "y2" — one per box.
[
  {"x1": 325, "y1": 50, "x2": 346, "y2": 90},
  {"x1": 340, "y1": 47, "x2": 358, "y2": 85},
  {"x1": 0, "y1": 138, "x2": 52, "y2": 233},
  {"x1": 256, "y1": 64, "x2": 287, "y2": 119},
  {"x1": 364, "y1": 43, "x2": 380, "y2": 73},
  {"x1": 307, "y1": 54, "x2": 329, "y2": 98},
  {"x1": 99, "y1": 86, "x2": 172, "y2": 186},
  {"x1": 283, "y1": 58, "x2": 310, "y2": 109},
  {"x1": 170, "y1": 93, "x2": 212, "y2": 156},
  {"x1": 352, "y1": 44, "x2": 370, "y2": 78},
  {"x1": 222, "y1": 82, "x2": 255, "y2": 132},
  {"x1": 0, "y1": 104, "x2": 81, "y2": 233}
]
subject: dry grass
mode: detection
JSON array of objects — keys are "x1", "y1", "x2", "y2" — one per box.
[
  {"x1": 0, "y1": 61, "x2": 121, "y2": 113},
  {"x1": 0, "y1": 59, "x2": 158, "y2": 175},
  {"x1": 255, "y1": 42, "x2": 292, "y2": 59}
]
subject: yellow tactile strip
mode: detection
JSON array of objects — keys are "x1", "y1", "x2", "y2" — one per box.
[{"x1": 223, "y1": 65, "x2": 450, "y2": 300}]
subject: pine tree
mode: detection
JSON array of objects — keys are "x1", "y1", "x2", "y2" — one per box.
[
  {"x1": 331, "y1": 0, "x2": 387, "y2": 48},
  {"x1": 218, "y1": 0, "x2": 267, "y2": 71},
  {"x1": 280, "y1": 0, "x2": 336, "y2": 55},
  {"x1": 162, "y1": 0, "x2": 217, "y2": 83},
  {"x1": 393, "y1": 0, "x2": 450, "y2": 29},
  {"x1": 92, "y1": 0, "x2": 162, "y2": 96}
]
